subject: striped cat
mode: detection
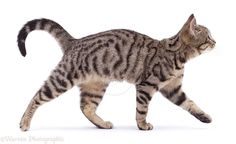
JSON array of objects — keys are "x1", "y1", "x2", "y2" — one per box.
[{"x1": 18, "y1": 14, "x2": 215, "y2": 131}]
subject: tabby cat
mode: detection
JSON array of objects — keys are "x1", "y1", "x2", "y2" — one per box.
[{"x1": 18, "y1": 14, "x2": 215, "y2": 131}]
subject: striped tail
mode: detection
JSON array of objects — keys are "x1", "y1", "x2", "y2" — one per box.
[{"x1": 17, "y1": 18, "x2": 74, "y2": 57}]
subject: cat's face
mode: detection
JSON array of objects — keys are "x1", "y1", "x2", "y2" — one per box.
[{"x1": 180, "y1": 14, "x2": 216, "y2": 54}]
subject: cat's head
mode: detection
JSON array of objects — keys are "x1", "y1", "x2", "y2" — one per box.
[{"x1": 179, "y1": 14, "x2": 216, "y2": 54}]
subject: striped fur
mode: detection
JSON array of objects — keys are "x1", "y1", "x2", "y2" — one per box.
[
  {"x1": 18, "y1": 14, "x2": 215, "y2": 131},
  {"x1": 17, "y1": 18, "x2": 73, "y2": 56}
]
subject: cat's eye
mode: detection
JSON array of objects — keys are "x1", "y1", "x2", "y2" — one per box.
[{"x1": 194, "y1": 26, "x2": 201, "y2": 33}]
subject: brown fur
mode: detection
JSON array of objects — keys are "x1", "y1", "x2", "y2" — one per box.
[{"x1": 18, "y1": 14, "x2": 215, "y2": 131}]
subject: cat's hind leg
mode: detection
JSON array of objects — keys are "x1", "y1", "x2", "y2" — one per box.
[
  {"x1": 79, "y1": 79, "x2": 112, "y2": 129},
  {"x1": 20, "y1": 62, "x2": 78, "y2": 131}
]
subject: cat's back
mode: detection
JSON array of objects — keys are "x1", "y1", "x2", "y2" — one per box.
[
  {"x1": 68, "y1": 29, "x2": 153, "y2": 52},
  {"x1": 65, "y1": 29, "x2": 155, "y2": 83}
]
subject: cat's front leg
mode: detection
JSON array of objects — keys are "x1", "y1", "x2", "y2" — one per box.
[
  {"x1": 135, "y1": 83, "x2": 157, "y2": 130},
  {"x1": 160, "y1": 78, "x2": 212, "y2": 123}
]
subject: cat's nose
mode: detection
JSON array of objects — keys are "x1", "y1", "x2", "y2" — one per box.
[
  {"x1": 207, "y1": 36, "x2": 216, "y2": 47},
  {"x1": 211, "y1": 39, "x2": 216, "y2": 47},
  {"x1": 212, "y1": 39, "x2": 216, "y2": 44},
  {"x1": 208, "y1": 34, "x2": 216, "y2": 46}
]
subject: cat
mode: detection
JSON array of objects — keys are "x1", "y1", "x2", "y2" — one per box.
[{"x1": 17, "y1": 14, "x2": 215, "y2": 131}]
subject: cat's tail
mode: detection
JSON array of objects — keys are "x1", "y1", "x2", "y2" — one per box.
[{"x1": 17, "y1": 18, "x2": 74, "y2": 57}]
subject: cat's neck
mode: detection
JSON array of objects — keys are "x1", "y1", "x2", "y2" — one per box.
[{"x1": 161, "y1": 35, "x2": 200, "y2": 64}]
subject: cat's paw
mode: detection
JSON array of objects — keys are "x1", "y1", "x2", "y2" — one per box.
[
  {"x1": 20, "y1": 119, "x2": 30, "y2": 131},
  {"x1": 97, "y1": 121, "x2": 113, "y2": 129},
  {"x1": 194, "y1": 113, "x2": 212, "y2": 123},
  {"x1": 137, "y1": 122, "x2": 153, "y2": 130},
  {"x1": 103, "y1": 121, "x2": 113, "y2": 129}
]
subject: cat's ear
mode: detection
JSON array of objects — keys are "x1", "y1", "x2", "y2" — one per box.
[
  {"x1": 180, "y1": 14, "x2": 197, "y2": 43},
  {"x1": 183, "y1": 14, "x2": 196, "y2": 35},
  {"x1": 188, "y1": 14, "x2": 196, "y2": 35}
]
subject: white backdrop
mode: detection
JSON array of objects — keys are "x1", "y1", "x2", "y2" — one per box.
[{"x1": 0, "y1": 0, "x2": 235, "y2": 144}]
